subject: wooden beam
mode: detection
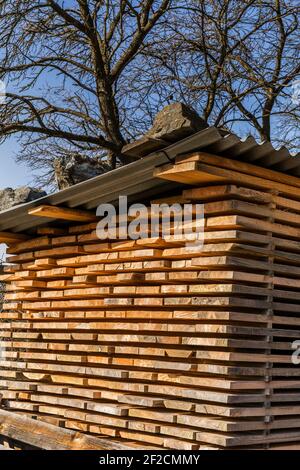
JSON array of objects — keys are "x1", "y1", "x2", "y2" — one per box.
[
  {"x1": 28, "y1": 205, "x2": 97, "y2": 223},
  {"x1": 154, "y1": 161, "x2": 227, "y2": 185},
  {"x1": 0, "y1": 232, "x2": 30, "y2": 244},
  {"x1": 177, "y1": 151, "x2": 300, "y2": 189},
  {"x1": 0, "y1": 409, "x2": 134, "y2": 450},
  {"x1": 37, "y1": 226, "x2": 66, "y2": 235},
  {"x1": 154, "y1": 160, "x2": 300, "y2": 197}
]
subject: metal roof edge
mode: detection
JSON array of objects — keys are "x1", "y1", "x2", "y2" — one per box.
[{"x1": 0, "y1": 126, "x2": 299, "y2": 234}]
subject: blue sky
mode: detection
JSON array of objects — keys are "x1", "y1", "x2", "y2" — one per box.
[
  {"x1": 0, "y1": 138, "x2": 33, "y2": 188},
  {"x1": 0, "y1": 138, "x2": 33, "y2": 260}
]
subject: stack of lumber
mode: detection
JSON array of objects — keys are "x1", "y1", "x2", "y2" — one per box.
[
  {"x1": 0, "y1": 408, "x2": 138, "y2": 450},
  {"x1": 1, "y1": 151, "x2": 300, "y2": 449}
]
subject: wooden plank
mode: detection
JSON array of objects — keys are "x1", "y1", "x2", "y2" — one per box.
[
  {"x1": 155, "y1": 160, "x2": 300, "y2": 198},
  {"x1": 177, "y1": 152, "x2": 300, "y2": 189},
  {"x1": 7, "y1": 237, "x2": 51, "y2": 254},
  {"x1": 0, "y1": 232, "x2": 29, "y2": 244},
  {"x1": 37, "y1": 227, "x2": 66, "y2": 235},
  {"x1": 154, "y1": 162, "x2": 227, "y2": 185},
  {"x1": 28, "y1": 205, "x2": 97, "y2": 223},
  {"x1": 0, "y1": 409, "x2": 135, "y2": 450}
]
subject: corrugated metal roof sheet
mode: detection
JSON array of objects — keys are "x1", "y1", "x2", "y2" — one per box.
[{"x1": 0, "y1": 126, "x2": 299, "y2": 234}]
